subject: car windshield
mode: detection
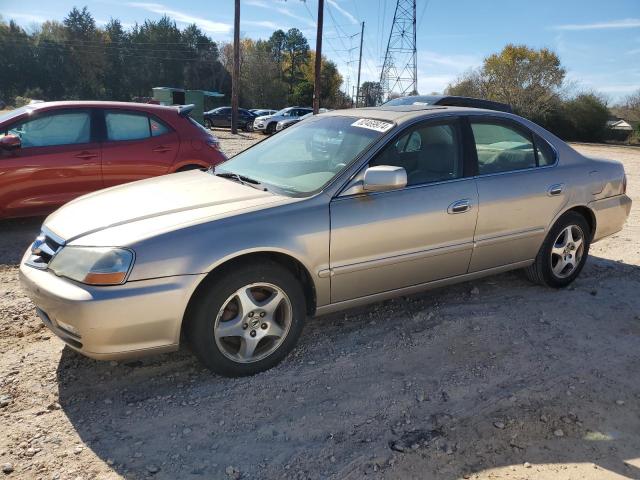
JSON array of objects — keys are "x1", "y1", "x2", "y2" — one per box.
[
  {"x1": 273, "y1": 108, "x2": 292, "y2": 116},
  {"x1": 215, "y1": 115, "x2": 393, "y2": 196}
]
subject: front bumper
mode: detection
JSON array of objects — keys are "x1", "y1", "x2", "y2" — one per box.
[
  {"x1": 253, "y1": 120, "x2": 268, "y2": 132},
  {"x1": 19, "y1": 260, "x2": 206, "y2": 360},
  {"x1": 589, "y1": 194, "x2": 632, "y2": 242}
]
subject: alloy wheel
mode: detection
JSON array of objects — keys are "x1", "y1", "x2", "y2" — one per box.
[
  {"x1": 550, "y1": 225, "x2": 584, "y2": 278},
  {"x1": 213, "y1": 283, "x2": 292, "y2": 363}
]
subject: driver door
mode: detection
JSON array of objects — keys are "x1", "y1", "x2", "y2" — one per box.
[
  {"x1": 0, "y1": 108, "x2": 102, "y2": 218},
  {"x1": 329, "y1": 118, "x2": 478, "y2": 303}
]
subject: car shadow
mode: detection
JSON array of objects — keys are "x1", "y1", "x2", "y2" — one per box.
[{"x1": 54, "y1": 254, "x2": 640, "y2": 479}]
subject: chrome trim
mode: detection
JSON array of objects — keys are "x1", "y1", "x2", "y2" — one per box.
[
  {"x1": 474, "y1": 227, "x2": 545, "y2": 248},
  {"x1": 331, "y1": 241, "x2": 474, "y2": 276},
  {"x1": 335, "y1": 175, "x2": 472, "y2": 201},
  {"x1": 41, "y1": 225, "x2": 66, "y2": 247},
  {"x1": 473, "y1": 162, "x2": 558, "y2": 179},
  {"x1": 314, "y1": 259, "x2": 534, "y2": 316}
]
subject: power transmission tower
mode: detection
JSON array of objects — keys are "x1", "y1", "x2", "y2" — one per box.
[{"x1": 380, "y1": 0, "x2": 417, "y2": 102}]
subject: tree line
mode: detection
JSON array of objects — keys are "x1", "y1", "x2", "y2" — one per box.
[
  {"x1": 358, "y1": 45, "x2": 639, "y2": 144},
  {"x1": 0, "y1": 6, "x2": 349, "y2": 110},
  {"x1": 444, "y1": 44, "x2": 640, "y2": 144}
]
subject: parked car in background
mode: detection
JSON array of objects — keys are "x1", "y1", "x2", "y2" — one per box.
[
  {"x1": 275, "y1": 109, "x2": 331, "y2": 132},
  {"x1": 0, "y1": 101, "x2": 226, "y2": 219},
  {"x1": 254, "y1": 107, "x2": 313, "y2": 135},
  {"x1": 19, "y1": 104, "x2": 630, "y2": 376},
  {"x1": 204, "y1": 107, "x2": 256, "y2": 132},
  {"x1": 251, "y1": 109, "x2": 277, "y2": 117},
  {"x1": 0, "y1": 100, "x2": 6, "y2": 110}
]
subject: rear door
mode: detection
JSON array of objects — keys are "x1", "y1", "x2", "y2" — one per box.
[
  {"x1": 0, "y1": 108, "x2": 102, "y2": 218},
  {"x1": 467, "y1": 116, "x2": 564, "y2": 272},
  {"x1": 99, "y1": 109, "x2": 179, "y2": 187}
]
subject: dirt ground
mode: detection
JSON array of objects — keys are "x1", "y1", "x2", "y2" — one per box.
[{"x1": 1, "y1": 136, "x2": 640, "y2": 480}]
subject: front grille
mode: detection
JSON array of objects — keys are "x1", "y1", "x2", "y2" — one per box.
[{"x1": 25, "y1": 228, "x2": 65, "y2": 269}]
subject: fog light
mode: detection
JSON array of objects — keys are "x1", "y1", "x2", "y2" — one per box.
[{"x1": 56, "y1": 319, "x2": 81, "y2": 337}]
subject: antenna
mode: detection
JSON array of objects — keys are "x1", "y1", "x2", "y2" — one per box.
[{"x1": 380, "y1": 0, "x2": 418, "y2": 102}]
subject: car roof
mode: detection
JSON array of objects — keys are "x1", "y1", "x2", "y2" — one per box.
[
  {"x1": 322, "y1": 105, "x2": 515, "y2": 125},
  {"x1": 383, "y1": 95, "x2": 513, "y2": 113},
  {"x1": 21, "y1": 100, "x2": 184, "y2": 114}
]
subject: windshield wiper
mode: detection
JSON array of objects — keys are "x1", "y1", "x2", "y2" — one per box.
[{"x1": 214, "y1": 171, "x2": 268, "y2": 191}]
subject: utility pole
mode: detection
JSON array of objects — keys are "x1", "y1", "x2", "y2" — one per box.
[
  {"x1": 231, "y1": 0, "x2": 240, "y2": 134},
  {"x1": 313, "y1": 0, "x2": 324, "y2": 114},
  {"x1": 355, "y1": 21, "x2": 364, "y2": 108}
]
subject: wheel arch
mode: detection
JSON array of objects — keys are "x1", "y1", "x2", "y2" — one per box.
[
  {"x1": 561, "y1": 205, "x2": 596, "y2": 240},
  {"x1": 181, "y1": 250, "x2": 318, "y2": 340},
  {"x1": 171, "y1": 160, "x2": 211, "y2": 172}
]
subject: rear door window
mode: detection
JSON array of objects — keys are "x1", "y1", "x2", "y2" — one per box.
[
  {"x1": 535, "y1": 134, "x2": 556, "y2": 166},
  {"x1": 105, "y1": 111, "x2": 170, "y2": 141},
  {"x1": 7, "y1": 111, "x2": 91, "y2": 147},
  {"x1": 105, "y1": 112, "x2": 150, "y2": 141},
  {"x1": 470, "y1": 120, "x2": 535, "y2": 174}
]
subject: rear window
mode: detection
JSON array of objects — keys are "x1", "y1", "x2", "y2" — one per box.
[{"x1": 105, "y1": 111, "x2": 171, "y2": 141}]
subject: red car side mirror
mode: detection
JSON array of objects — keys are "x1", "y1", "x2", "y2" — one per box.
[{"x1": 0, "y1": 134, "x2": 21, "y2": 150}]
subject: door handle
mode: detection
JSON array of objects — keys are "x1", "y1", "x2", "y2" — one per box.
[
  {"x1": 153, "y1": 146, "x2": 172, "y2": 153},
  {"x1": 447, "y1": 199, "x2": 471, "y2": 214},
  {"x1": 75, "y1": 151, "x2": 97, "y2": 160},
  {"x1": 547, "y1": 183, "x2": 565, "y2": 196}
]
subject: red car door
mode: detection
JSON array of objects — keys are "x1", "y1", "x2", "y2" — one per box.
[
  {"x1": 0, "y1": 108, "x2": 102, "y2": 218},
  {"x1": 100, "y1": 109, "x2": 179, "y2": 187}
]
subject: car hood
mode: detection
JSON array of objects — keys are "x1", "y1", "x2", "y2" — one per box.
[
  {"x1": 44, "y1": 171, "x2": 290, "y2": 243},
  {"x1": 254, "y1": 115, "x2": 274, "y2": 122}
]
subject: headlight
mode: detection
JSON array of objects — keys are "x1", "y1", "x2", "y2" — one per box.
[{"x1": 48, "y1": 247, "x2": 134, "y2": 285}]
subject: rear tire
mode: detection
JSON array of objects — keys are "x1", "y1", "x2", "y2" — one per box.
[
  {"x1": 525, "y1": 211, "x2": 591, "y2": 288},
  {"x1": 187, "y1": 261, "x2": 306, "y2": 377}
]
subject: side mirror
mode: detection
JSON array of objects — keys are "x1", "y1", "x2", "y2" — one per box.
[
  {"x1": 362, "y1": 165, "x2": 407, "y2": 192},
  {"x1": 0, "y1": 134, "x2": 21, "y2": 150}
]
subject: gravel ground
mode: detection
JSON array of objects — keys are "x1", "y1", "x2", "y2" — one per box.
[{"x1": 1, "y1": 137, "x2": 639, "y2": 480}]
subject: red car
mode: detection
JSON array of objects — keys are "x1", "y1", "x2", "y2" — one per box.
[{"x1": 0, "y1": 101, "x2": 227, "y2": 219}]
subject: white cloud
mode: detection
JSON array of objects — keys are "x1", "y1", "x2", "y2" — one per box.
[
  {"x1": 419, "y1": 51, "x2": 482, "y2": 71},
  {"x1": 244, "y1": 0, "x2": 315, "y2": 28},
  {"x1": 127, "y1": 2, "x2": 232, "y2": 34},
  {"x1": 5, "y1": 12, "x2": 48, "y2": 23},
  {"x1": 244, "y1": 20, "x2": 282, "y2": 30},
  {"x1": 552, "y1": 18, "x2": 640, "y2": 31},
  {"x1": 326, "y1": 0, "x2": 358, "y2": 25}
]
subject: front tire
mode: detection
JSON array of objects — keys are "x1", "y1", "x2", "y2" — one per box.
[
  {"x1": 265, "y1": 122, "x2": 276, "y2": 135},
  {"x1": 187, "y1": 261, "x2": 306, "y2": 377},
  {"x1": 204, "y1": 119, "x2": 212, "y2": 129},
  {"x1": 243, "y1": 122, "x2": 254, "y2": 132},
  {"x1": 525, "y1": 211, "x2": 591, "y2": 288}
]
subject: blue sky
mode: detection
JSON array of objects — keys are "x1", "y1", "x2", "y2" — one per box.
[{"x1": 2, "y1": 0, "x2": 639, "y2": 101}]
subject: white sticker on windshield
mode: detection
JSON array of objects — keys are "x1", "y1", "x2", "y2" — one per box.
[{"x1": 351, "y1": 118, "x2": 394, "y2": 133}]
